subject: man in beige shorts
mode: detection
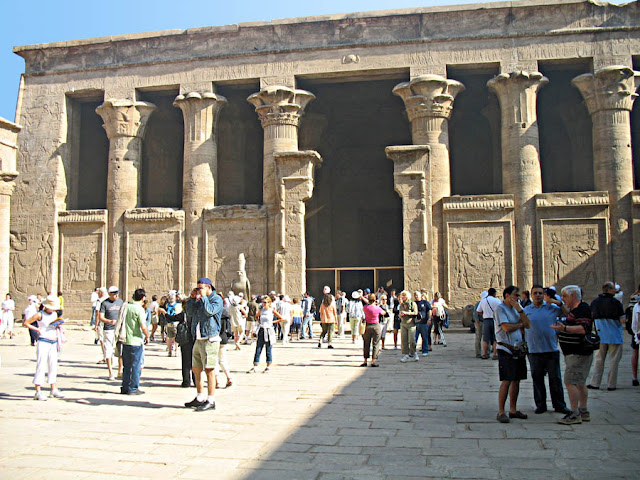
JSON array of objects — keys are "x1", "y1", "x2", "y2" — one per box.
[{"x1": 183, "y1": 278, "x2": 223, "y2": 412}]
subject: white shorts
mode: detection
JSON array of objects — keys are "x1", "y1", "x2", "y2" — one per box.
[{"x1": 102, "y1": 329, "x2": 115, "y2": 359}]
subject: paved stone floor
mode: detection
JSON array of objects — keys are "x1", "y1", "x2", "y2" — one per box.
[{"x1": 0, "y1": 324, "x2": 638, "y2": 479}]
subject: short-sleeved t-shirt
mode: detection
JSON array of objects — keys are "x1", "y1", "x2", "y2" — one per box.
[
  {"x1": 494, "y1": 303, "x2": 522, "y2": 354},
  {"x1": 558, "y1": 301, "x2": 593, "y2": 356},
  {"x1": 524, "y1": 303, "x2": 561, "y2": 353},
  {"x1": 364, "y1": 304, "x2": 384, "y2": 324},
  {"x1": 100, "y1": 298, "x2": 124, "y2": 331},
  {"x1": 416, "y1": 300, "x2": 432, "y2": 324}
]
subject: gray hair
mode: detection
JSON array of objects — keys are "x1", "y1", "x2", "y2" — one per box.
[{"x1": 561, "y1": 285, "x2": 582, "y2": 301}]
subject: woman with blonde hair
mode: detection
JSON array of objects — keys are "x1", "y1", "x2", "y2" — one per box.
[
  {"x1": 319, "y1": 294, "x2": 337, "y2": 349},
  {"x1": 398, "y1": 290, "x2": 419, "y2": 362}
]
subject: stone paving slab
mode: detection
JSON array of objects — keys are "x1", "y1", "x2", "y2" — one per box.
[{"x1": 1, "y1": 325, "x2": 638, "y2": 479}]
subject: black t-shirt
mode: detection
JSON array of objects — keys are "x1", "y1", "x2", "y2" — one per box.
[{"x1": 590, "y1": 294, "x2": 624, "y2": 320}]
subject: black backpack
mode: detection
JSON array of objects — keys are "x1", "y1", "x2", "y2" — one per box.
[
  {"x1": 175, "y1": 312, "x2": 191, "y2": 346},
  {"x1": 625, "y1": 306, "x2": 635, "y2": 336}
]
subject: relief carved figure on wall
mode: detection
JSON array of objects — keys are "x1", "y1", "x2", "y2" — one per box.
[
  {"x1": 543, "y1": 222, "x2": 605, "y2": 299},
  {"x1": 34, "y1": 231, "x2": 52, "y2": 290},
  {"x1": 128, "y1": 234, "x2": 178, "y2": 294},
  {"x1": 452, "y1": 236, "x2": 475, "y2": 289},
  {"x1": 480, "y1": 235, "x2": 504, "y2": 289}
]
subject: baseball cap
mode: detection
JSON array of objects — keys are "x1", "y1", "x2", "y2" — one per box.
[
  {"x1": 197, "y1": 277, "x2": 213, "y2": 286},
  {"x1": 108, "y1": 286, "x2": 119, "y2": 294}
]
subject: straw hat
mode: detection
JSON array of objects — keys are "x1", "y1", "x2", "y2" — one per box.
[{"x1": 42, "y1": 295, "x2": 60, "y2": 311}]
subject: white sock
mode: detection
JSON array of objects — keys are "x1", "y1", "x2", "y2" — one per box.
[
  {"x1": 196, "y1": 392, "x2": 206, "y2": 402},
  {"x1": 207, "y1": 395, "x2": 215, "y2": 403}
]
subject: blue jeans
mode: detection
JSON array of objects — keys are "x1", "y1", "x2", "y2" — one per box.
[
  {"x1": 416, "y1": 323, "x2": 431, "y2": 354},
  {"x1": 528, "y1": 351, "x2": 567, "y2": 411},
  {"x1": 90, "y1": 307, "x2": 96, "y2": 326},
  {"x1": 253, "y1": 329, "x2": 273, "y2": 365},
  {"x1": 301, "y1": 315, "x2": 313, "y2": 338},
  {"x1": 121, "y1": 344, "x2": 143, "y2": 393}
]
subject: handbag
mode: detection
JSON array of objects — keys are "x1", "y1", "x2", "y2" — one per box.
[
  {"x1": 582, "y1": 331, "x2": 600, "y2": 352},
  {"x1": 176, "y1": 320, "x2": 192, "y2": 346},
  {"x1": 358, "y1": 320, "x2": 365, "y2": 335}
]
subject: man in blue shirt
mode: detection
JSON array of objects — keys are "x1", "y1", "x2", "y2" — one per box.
[{"x1": 523, "y1": 285, "x2": 571, "y2": 415}]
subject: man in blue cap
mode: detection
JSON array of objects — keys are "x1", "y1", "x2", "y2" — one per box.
[{"x1": 184, "y1": 277, "x2": 223, "y2": 412}]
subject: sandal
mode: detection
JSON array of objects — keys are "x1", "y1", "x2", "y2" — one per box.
[{"x1": 226, "y1": 380, "x2": 233, "y2": 388}]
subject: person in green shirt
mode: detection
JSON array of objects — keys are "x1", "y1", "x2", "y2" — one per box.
[{"x1": 120, "y1": 288, "x2": 149, "y2": 395}]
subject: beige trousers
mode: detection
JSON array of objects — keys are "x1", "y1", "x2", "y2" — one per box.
[{"x1": 589, "y1": 343, "x2": 623, "y2": 389}]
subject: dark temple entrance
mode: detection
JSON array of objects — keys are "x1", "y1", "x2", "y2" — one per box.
[{"x1": 299, "y1": 76, "x2": 409, "y2": 300}]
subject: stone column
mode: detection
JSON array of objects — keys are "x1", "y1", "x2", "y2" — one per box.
[
  {"x1": 385, "y1": 145, "x2": 431, "y2": 293},
  {"x1": 573, "y1": 66, "x2": 639, "y2": 293},
  {"x1": 0, "y1": 118, "x2": 20, "y2": 295},
  {"x1": 273, "y1": 151, "x2": 322, "y2": 295},
  {"x1": 488, "y1": 71, "x2": 548, "y2": 290},
  {"x1": 96, "y1": 99, "x2": 156, "y2": 288},
  {"x1": 174, "y1": 91, "x2": 227, "y2": 286},
  {"x1": 392, "y1": 75, "x2": 464, "y2": 293},
  {"x1": 247, "y1": 86, "x2": 315, "y2": 290}
]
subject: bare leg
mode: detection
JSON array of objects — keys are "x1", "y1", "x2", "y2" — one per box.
[
  {"x1": 508, "y1": 381, "x2": 520, "y2": 413},
  {"x1": 632, "y1": 349, "x2": 638, "y2": 379},
  {"x1": 393, "y1": 329, "x2": 398, "y2": 348},
  {"x1": 193, "y1": 366, "x2": 203, "y2": 393},
  {"x1": 498, "y1": 380, "x2": 511, "y2": 415},
  {"x1": 565, "y1": 384, "x2": 579, "y2": 411},
  {"x1": 205, "y1": 368, "x2": 216, "y2": 396}
]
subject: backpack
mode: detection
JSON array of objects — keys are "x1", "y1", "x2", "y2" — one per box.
[
  {"x1": 435, "y1": 303, "x2": 446, "y2": 319},
  {"x1": 625, "y1": 306, "x2": 635, "y2": 336},
  {"x1": 175, "y1": 312, "x2": 191, "y2": 346}
]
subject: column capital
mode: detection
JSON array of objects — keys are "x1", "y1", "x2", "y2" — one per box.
[
  {"x1": 247, "y1": 86, "x2": 315, "y2": 128},
  {"x1": 487, "y1": 71, "x2": 548, "y2": 126},
  {"x1": 95, "y1": 99, "x2": 156, "y2": 140},
  {"x1": 173, "y1": 92, "x2": 227, "y2": 142},
  {"x1": 274, "y1": 150, "x2": 322, "y2": 201},
  {"x1": 572, "y1": 66, "x2": 640, "y2": 115},
  {"x1": 393, "y1": 75, "x2": 465, "y2": 121}
]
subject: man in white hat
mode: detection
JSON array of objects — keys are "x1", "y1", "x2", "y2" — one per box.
[
  {"x1": 24, "y1": 295, "x2": 40, "y2": 346},
  {"x1": 348, "y1": 291, "x2": 365, "y2": 344},
  {"x1": 98, "y1": 286, "x2": 124, "y2": 380},
  {"x1": 23, "y1": 295, "x2": 65, "y2": 400}
]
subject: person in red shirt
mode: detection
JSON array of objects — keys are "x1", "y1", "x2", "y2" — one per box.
[{"x1": 361, "y1": 294, "x2": 387, "y2": 367}]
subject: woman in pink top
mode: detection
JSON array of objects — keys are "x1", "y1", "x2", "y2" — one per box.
[
  {"x1": 318, "y1": 294, "x2": 337, "y2": 349},
  {"x1": 361, "y1": 294, "x2": 387, "y2": 367}
]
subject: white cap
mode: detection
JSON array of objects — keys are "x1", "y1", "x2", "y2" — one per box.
[
  {"x1": 238, "y1": 292, "x2": 244, "y2": 298},
  {"x1": 28, "y1": 295, "x2": 38, "y2": 302},
  {"x1": 323, "y1": 286, "x2": 331, "y2": 294},
  {"x1": 283, "y1": 295, "x2": 291, "y2": 302},
  {"x1": 480, "y1": 291, "x2": 488, "y2": 299},
  {"x1": 351, "y1": 291, "x2": 361, "y2": 299},
  {"x1": 108, "y1": 286, "x2": 119, "y2": 294}
]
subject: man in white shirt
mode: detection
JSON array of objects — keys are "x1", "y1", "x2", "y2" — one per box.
[{"x1": 477, "y1": 287, "x2": 502, "y2": 359}]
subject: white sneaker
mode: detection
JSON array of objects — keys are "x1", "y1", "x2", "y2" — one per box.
[
  {"x1": 413, "y1": 353, "x2": 420, "y2": 361},
  {"x1": 50, "y1": 389, "x2": 65, "y2": 399},
  {"x1": 263, "y1": 367, "x2": 271, "y2": 373},
  {"x1": 247, "y1": 367, "x2": 257, "y2": 374},
  {"x1": 34, "y1": 391, "x2": 48, "y2": 401},
  {"x1": 422, "y1": 352, "x2": 429, "y2": 357},
  {"x1": 400, "y1": 355, "x2": 410, "y2": 363},
  {"x1": 108, "y1": 375, "x2": 116, "y2": 381}
]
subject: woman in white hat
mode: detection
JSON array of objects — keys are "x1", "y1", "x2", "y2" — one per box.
[{"x1": 23, "y1": 295, "x2": 65, "y2": 400}]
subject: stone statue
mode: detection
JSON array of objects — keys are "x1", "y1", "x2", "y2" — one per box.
[{"x1": 230, "y1": 253, "x2": 251, "y2": 298}]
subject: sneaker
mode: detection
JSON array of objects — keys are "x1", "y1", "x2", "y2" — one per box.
[
  {"x1": 587, "y1": 385, "x2": 599, "y2": 390},
  {"x1": 413, "y1": 353, "x2": 420, "y2": 361},
  {"x1": 558, "y1": 413, "x2": 582, "y2": 425},
  {"x1": 247, "y1": 367, "x2": 257, "y2": 374},
  {"x1": 49, "y1": 389, "x2": 65, "y2": 399},
  {"x1": 34, "y1": 391, "x2": 48, "y2": 401},
  {"x1": 496, "y1": 413, "x2": 510, "y2": 423},
  {"x1": 508, "y1": 411, "x2": 527, "y2": 419},
  {"x1": 108, "y1": 375, "x2": 116, "y2": 381},
  {"x1": 184, "y1": 397, "x2": 205, "y2": 408},
  {"x1": 263, "y1": 367, "x2": 271, "y2": 373},
  {"x1": 400, "y1": 355, "x2": 410, "y2": 363},
  {"x1": 422, "y1": 352, "x2": 429, "y2": 357},
  {"x1": 579, "y1": 409, "x2": 590, "y2": 422}
]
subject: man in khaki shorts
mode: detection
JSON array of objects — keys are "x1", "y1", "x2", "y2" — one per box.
[{"x1": 183, "y1": 278, "x2": 223, "y2": 412}]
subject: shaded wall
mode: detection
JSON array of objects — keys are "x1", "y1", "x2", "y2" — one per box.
[
  {"x1": 299, "y1": 78, "x2": 408, "y2": 269},
  {"x1": 217, "y1": 84, "x2": 264, "y2": 206},
  {"x1": 448, "y1": 66, "x2": 502, "y2": 195},
  {"x1": 538, "y1": 61, "x2": 594, "y2": 192},
  {"x1": 77, "y1": 100, "x2": 109, "y2": 209},
  {"x1": 138, "y1": 91, "x2": 184, "y2": 208}
]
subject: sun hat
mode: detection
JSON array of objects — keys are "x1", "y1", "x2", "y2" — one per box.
[
  {"x1": 108, "y1": 286, "x2": 119, "y2": 294},
  {"x1": 42, "y1": 295, "x2": 60, "y2": 311},
  {"x1": 351, "y1": 291, "x2": 361, "y2": 300}
]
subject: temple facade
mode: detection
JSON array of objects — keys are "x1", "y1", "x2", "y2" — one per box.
[{"x1": 9, "y1": 0, "x2": 640, "y2": 317}]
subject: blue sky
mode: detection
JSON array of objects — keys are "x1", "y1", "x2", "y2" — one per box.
[{"x1": 0, "y1": 0, "x2": 628, "y2": 122}]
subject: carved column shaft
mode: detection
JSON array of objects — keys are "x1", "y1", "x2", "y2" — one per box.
[
  {"x1": 248, "y1": 86, "x2": 315, "y2": 290},
  {"x1": 393, "y1": 75, "x2": 464, "y2": 293},
  {"x1": 488, "y1": 72, "x2": 547, "y2": 290},
  {"x1": 174, "y1": 92, "x2": 227, "y2": 286},
  {"x1": 96, "y1": 99, "x2": 156, "y2": 288},
  {"x1": 573, "y1": 66, "x2": 639, "y2": 292},
  {"x1": 274, "y1": 151, "x2": 322, "y2": 295},
  {"x1": 0, "y1": 117, "x2": 20, "y2": 295},
  {"x1": 386, "y1": 145, "x2": 432, "y2": 294}
]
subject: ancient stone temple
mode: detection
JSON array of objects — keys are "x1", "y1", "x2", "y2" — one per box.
[{"x1": 9, "y1": 0, "x2": 640, "y2": 317}]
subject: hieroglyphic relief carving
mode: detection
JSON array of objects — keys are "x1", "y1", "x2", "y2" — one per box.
[
  {"x1": 542, "y1": 220, "x2": 608, "y2": 299},
  {"x1": 127, "y1": 233, "x2": 179, "y2": 294},
  {"x1": 205, "y1": 213, "x2": 267, "y2": 295},
  {"x1": 447, "y1": 222, "x2": 513, "y2": 308}
]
